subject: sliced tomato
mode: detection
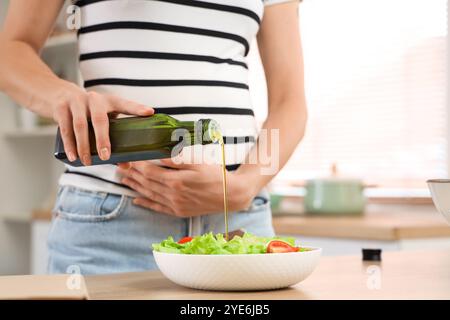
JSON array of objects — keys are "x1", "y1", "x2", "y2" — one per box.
[
  {"x1": 178, "y1": 236, "x2": 193, "y2": 244},
  {"x1": 266, "y1": 240, "x2": 299, "y2": 253}
]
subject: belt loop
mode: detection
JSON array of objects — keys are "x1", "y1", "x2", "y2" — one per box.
[
  {"x1": 188, "y1": 217, "x2": 193, "y2": 236},
  {"x1": 189, "y1": 216, "x2": 202, "y2": 236}
]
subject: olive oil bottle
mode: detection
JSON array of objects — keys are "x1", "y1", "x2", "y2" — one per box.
[
  {"x1": 54, "y1": 112, "x2": 230, "y2": 241},
  {"x1": 54, "y1": 113, "x2": 221, "y2": 166}
]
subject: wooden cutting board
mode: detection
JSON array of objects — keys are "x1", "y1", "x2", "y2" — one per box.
[{"x1": 0, "y1": 274, "x2": 89, "y2": 300}]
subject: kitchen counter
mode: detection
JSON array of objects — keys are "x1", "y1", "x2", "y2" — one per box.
[
  {"x1": 272, "y1": 210, "x2": 450, "y2": 240},
  {"x1": 3, "y1": 249, "x2": 448, "y2": 299}
]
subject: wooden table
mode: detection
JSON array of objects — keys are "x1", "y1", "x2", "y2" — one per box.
[
  {"x1": 84, "y1": 249, "x2": 450, "y2": 300},
  {"x1": 1, "y1": 249, "x2": 449, "y2": 299}
]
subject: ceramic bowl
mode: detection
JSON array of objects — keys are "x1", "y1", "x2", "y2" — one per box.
[
  {"x1": 427, "y1": 179, "x2": 450, "y2": 225},
  {"x1": 153, "y1": 247, "x2": 321, "y2": 291}
]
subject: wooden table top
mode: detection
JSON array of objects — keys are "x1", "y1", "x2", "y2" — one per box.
[
  {"x1": 1, "y1": 249, "x2": 449, "y2": 299},
  {"x1": 83, "y1": 249, "x2": 450, "y2": 300}
]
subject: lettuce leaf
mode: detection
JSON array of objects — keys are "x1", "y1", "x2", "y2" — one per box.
[{"x1": 152, "y1": 232, "x2": 299, "y2": 255}]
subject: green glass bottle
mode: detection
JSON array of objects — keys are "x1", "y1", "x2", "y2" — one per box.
[{"x1": 54, "y1": 114, "x2": 221, "y2": 166}]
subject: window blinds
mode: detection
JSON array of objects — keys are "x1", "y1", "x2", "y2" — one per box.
[{"x1": 250, "y1": 0, "x2": 448, "y2": 188}]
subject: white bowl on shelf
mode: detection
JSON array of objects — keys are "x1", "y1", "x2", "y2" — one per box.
[
  {"x1": 427, "y1": 179, "x2": 450, "y2": 225},
  {"x1": 153, "y1": 247, "x2": 321, "y2": 291}
]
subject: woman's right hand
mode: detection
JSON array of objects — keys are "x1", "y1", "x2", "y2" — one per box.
[
  {"x1": 0, "y1": 1, "x2": 152, "y2": 166},
  {"x1": 0, "y1": 2, "x2": 153, "y2": 166},
  {"x1": 52, "y1": 82, "x2": 154, "y2": 166}
]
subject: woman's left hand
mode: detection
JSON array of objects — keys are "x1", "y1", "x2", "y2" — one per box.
[{"x1": 117, "y1": 159, "x2": 256, "y2": 217}]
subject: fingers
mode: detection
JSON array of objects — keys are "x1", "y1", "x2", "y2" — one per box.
[
  {"x1": 88, "y1": 92, "x2": 111, "y2": 161},
  {"x1": 160, "y1": 158, "x2": 195, "y2": 170},
  {"x1": 120, "y1": 168, "x2": 169, "y2": 197},
  {"x1": 70, "y1": 98, "x2": 91, "y2": 166},
  {"x1": 118, "y1": 168, "x2": 176, "y2": 215},
  {"x1": 131, "y1": 161, "x2": 177, "y2": 184},
  {"x1": 54, "y1": 103, "x2": 77, "y2": 162},
  {"x1": 133, "y1": 197, "x2": 175, "y2": 215},
  {"x1": 117, "y1": 162, "x2": 131, "y2": 169},
  {"x1": 53, "y1": 87, "x2": 153, "y2": 166},
  {"x1": 122, "y1": 176, "x2": 168, "y2": 203},
  {"x1": 107, "y1": 95, "x2": 154, "y2": 116}
]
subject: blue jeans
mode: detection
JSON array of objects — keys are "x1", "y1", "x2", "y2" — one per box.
[{"x1": 47, "y1": 185, "x2": 275, "y2": 275}]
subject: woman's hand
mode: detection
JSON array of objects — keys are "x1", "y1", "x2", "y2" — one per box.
[
  {"x1": 51, "y1": 82, "x2": 154, "y2": 165},
  {"x1": 117, "y1": 159, "x2": 257, "y2": 217}
]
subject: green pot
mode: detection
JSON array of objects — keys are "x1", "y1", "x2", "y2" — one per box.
[
  {"x1": 270, "y1": 194, "x2": 283, "y2": 212},
  {"x1": 304, "y1": 179, "x2": 366, "y2": 215}
]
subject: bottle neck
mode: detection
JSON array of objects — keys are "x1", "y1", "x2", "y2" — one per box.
[{"x1": 177, "y1": 119, "x2": 220, "y2": 146}]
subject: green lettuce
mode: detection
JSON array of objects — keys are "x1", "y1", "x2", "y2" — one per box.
[{"x1": 152, "y1": 232, "x2": 300, "y2": 255}]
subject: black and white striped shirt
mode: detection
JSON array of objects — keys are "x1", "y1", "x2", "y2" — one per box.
[{"x1": 61, "y1": 0, "x2": 297, "y2": 196}]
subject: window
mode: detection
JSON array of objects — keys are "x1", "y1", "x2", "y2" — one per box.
[{"x1": 249, "y1": 0, "x2": 448, "y2": 190}]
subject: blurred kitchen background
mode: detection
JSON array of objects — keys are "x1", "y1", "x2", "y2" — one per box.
[{"x1": 0, "y1": 0, "x2": 449, "y2": 275}]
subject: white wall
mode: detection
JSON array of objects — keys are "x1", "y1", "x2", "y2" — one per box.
[
  {"x1": 447, "y1": 0, "x2": 450, "y2": 177},
  {"x1": 0, "y1": 94, "x2": 65, "y2": 274},
  {"x1": 0, "y1": 0, "x2": 30, "y2": 275},
  {"x1": 0, "y1": 0, "x2": 72, "y2": 275},
  {"x1": 0, "y1": 95, "x2": 31, "y2": 275}
]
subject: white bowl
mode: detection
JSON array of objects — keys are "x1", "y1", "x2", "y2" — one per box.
[
  {"x1": 427, "y1": 179, "x2": 450, "y2": 225},
  {"x1": 153, "y1": 247, "x2": 321, "y2": 291}
]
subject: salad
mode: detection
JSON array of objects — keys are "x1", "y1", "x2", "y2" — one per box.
[{"x1": 152, "y1": 232, "x2": 309, "y2": 255}]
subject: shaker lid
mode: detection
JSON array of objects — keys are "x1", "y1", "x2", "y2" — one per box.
[{"x1": 362, "y1": 248, "x2": 382, "y2": 261}]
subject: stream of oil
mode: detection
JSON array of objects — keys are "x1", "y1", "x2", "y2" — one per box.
[
  {"x1": 219, "y1": 139, "x2": 229, "y2": 241},
  {"x1": 210, "y1": 128, "x2": 229, "y2": 242}
]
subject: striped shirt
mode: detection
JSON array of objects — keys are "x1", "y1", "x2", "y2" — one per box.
[{"x1": 61, "y1": 0, "x2": 297, "y2": 196}]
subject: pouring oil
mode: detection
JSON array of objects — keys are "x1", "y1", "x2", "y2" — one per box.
[
  {"x1": 209, "y1": 126, "x2": 229, "y2": 241},
  {"x1": 220, "y1": 137, "x2": 229, "y2": 241}
]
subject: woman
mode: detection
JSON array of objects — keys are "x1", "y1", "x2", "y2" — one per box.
[{"x1": 0, "y1": 0, "x2": 306, "y2": 274}]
